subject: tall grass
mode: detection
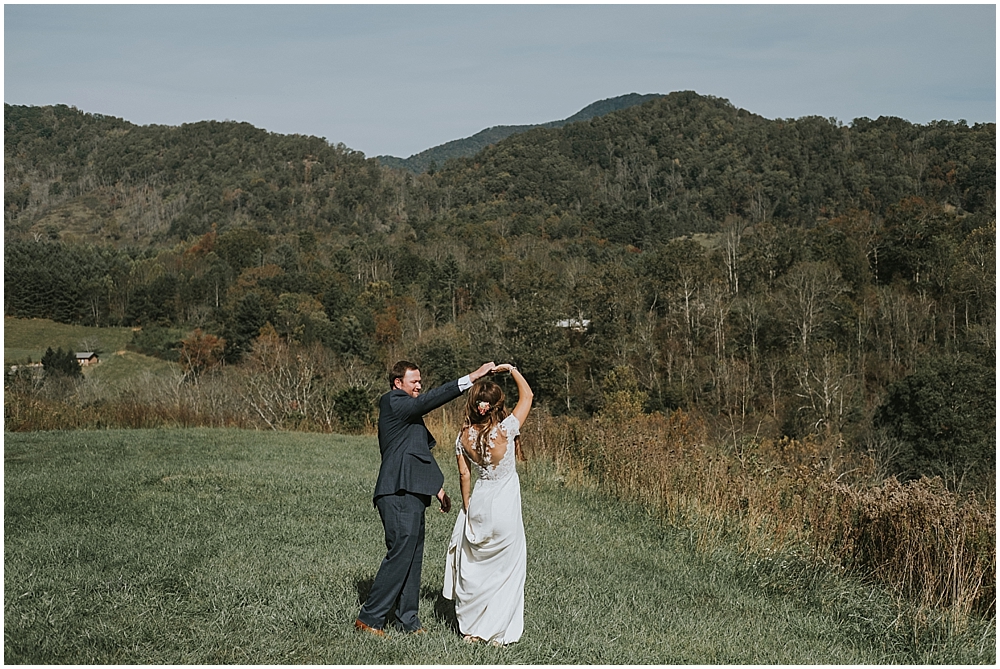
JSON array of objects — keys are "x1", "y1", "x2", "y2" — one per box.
[
  {"x1": 4, "y1": 329, "x2": 377, "y2": 434},
  {"x1": 4, "y1": 380, "x2": 252, "y2": 431},
  {"x1": 4, "y1": 429, "x2": 994, "y2": 663},
  {"x1": 524, "y1": 404, "x2": 996, "y2": 623}
]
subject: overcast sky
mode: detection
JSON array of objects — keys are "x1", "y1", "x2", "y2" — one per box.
[{"x1": 4, "y1": 4, "x2": 996, "y2": 159}]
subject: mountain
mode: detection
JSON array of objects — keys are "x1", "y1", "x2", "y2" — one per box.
[
  {"x1": 4, "y1": 93, "x2": 995, "y2": 478},
  {"x1": 376, "y1": 93, "x2": 663, "y2": 173},
  {"x1": 4, "y1": 92, "x2": 993, "y2": 252},
  {"x1": 427, "y1": 91, "x2": 995, "y2": 244}
]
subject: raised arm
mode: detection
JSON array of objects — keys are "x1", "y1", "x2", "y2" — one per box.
[
  {"x1": 495, "y1": 364, "x2": 533, "y2": 426},
  {"x1": 390, "y1": 361, "x2": 496, "y2": 421},
  {"x1": 389, "y1": 381, "x2": 462, "y2": 421},
  {"x1": 467, "y1": 361, "x2": 496, "y2": 385}
]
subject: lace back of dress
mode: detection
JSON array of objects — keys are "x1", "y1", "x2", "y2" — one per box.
[{"x1": 456, "y1": 416, "x2": 519, "y2": 482}]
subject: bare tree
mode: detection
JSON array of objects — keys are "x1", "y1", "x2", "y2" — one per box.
[
  {"x1": 793, "y1": 350, "x2": 855, "y2": 436},
  {"x1": 733, "y1": 293, "x2": 766, "y2": 361},
  {"x1": 875, "y1": 285, "x2": 935, "y2": 370},
  {"x1": 747, "y1": 182, "x2": 773, "y2": 225},
  {"x1": 778, "y1": 261, "x2": 848, "y2": 356},
  {"x1": 354, "y1": 241, "x2": 395, "y2": 286},
  {"x1": 633, "y1": 303, "x2": 662, "y2": 401},
  {"x1": 705, "y1": 281, "x2": 732, "y2": 359},
  {"x1": 399, "y1": 284, "x2": 432, "y2": 343},
  {"x1": 469, "y1": 295, "x2": 511, "y2": 361},
  {"x1": 240, "y1": 326, "x2": 321, "y2": 430},
  {"x1": 722, "y1": 215, "x2": 748, "y2": 295}
]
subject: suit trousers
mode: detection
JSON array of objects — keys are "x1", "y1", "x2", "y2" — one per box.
[{"x1": 358, "y1": 491, "x2": 431, "y2": 631}]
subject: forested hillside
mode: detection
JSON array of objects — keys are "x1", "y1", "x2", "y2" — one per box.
[
  {"x1": 376, "y1": 92, "x2": 663, "y2": 173},
  {"x1": 4, "y1": 91, "x2": 995, "y2": 491}
]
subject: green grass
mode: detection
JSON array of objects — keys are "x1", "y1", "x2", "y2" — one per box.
[
  {"x1": 4, "y1": 317, "x2": 177, "y2": 392},
  {"x1": 4, "y1": 429, "x2": 994, "y2": 664},
  {"x1": 85, "y1": 349, "x2": 178, "y2": 387},
  {"x1": 4, "y1": 317, "x2": 135, "y2": 365}
]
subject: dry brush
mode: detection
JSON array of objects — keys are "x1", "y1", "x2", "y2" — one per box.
[{"x1": 522, "y1": 403, "x2": 995, "y2": 621}]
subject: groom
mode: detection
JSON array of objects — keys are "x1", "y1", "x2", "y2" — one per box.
[{"x1": 355, "y1": 359, "x2": 495, "y2": 636}]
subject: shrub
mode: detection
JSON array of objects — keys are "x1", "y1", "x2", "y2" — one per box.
[
  {"x1": 875, "y1": 352, "x2": 996, "y2": 488},
  {"x1": 127, "y1": 325, "x2": 183, "y2": 361},
  {"x1": 334, "y1": 386, "x2": 373, "y2": 433}
]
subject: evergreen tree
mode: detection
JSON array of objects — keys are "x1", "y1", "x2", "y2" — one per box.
[{"x1": 41, "y1": 347, "x2": 82, "y2": 378}]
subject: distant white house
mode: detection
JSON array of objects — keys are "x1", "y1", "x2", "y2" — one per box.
[
  {"x1": 555, "y1": 318, "x2": 591, "y2": 332},
  {"x1": 75, "y1": 351, "x2": 100, "y2": 366}
]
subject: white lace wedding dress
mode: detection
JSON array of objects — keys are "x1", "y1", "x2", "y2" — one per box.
[{"x1": 443, "y1": 414, "x2": 525, "y2": 645}]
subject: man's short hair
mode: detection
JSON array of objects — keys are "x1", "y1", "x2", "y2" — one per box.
[{"x1": 389, "y1": 360, "x2": 419, "y2": 389}]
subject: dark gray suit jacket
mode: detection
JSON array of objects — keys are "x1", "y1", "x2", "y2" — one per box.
[{"x1": 372, "y1": 380, "x2": 463, "y2": 503}]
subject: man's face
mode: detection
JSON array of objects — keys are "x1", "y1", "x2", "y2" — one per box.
[{"x1": 396, "y1": 369, "x2": 422, "y2": 398}]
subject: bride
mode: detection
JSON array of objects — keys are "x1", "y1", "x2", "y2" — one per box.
[{"x1": 443, "y1": 363, "x2": 533, "y2": 645}]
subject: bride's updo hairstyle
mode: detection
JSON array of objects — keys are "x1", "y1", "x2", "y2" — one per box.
[{"x1": 463, "y1": 380, "x2": 509, "y2": 463}]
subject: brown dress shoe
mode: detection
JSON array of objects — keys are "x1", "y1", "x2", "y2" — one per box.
[{"x1": 355, "y1": 619, "x2": 386, "y2": 637}]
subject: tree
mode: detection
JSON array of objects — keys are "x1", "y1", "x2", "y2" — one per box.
[
  {"x1": 179, "y1": 329, "x2": 226, "y2": 383},
  {"x1": 275, "y1": 292, "x2": 333, "y2": 345},
  {"x1": 41, "y1": 347, "x2": 82, "y2": 378},
  {"x1": 879, "y1": 197, "x2": 958, "y2": 288},
  {"x1": 777, "y1": 261, "x2": 848, "y2": 356},
  {"x1": 875, "y1": 352, "x2": 995, "y2": 489},
  {"x1": 792, "y1": 348, "x2": 857, "y2": 437},
  {"x1": 216, "y1": 227, "x2": 269, "y2": 272},
  {"x1": 502, "y1": 298, "x2": 567, "y2": 406},
  {"x1": 740, "y1": 221, "x2": 797, "y2": 294},
  {"x1": 224, "y1": 292, "x2": 273, "y2": 363},
  {"x1": 721, "y1": 215, "x2": 748, "y2": 294}
]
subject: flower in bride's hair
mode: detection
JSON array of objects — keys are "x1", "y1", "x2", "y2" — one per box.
[{"x1": 477, "y1": 401, "x2": 491, "y2": 415}]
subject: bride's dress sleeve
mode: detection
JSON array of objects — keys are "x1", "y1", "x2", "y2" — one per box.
[{"x1": 501, "y1": 414, "x2": 520, "y2": 439}]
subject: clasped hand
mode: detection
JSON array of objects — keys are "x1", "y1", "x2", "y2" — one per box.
[{"x1": 471, "y1": 362, "x2": 519, "y2": 382}]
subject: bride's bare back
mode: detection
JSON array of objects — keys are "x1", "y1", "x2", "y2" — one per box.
[{"x1": 459, "y1": 421, "x2": 511, "y2": 470}]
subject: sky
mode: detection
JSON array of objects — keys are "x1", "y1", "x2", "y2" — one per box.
[{"x1": 4, "y1": 3, "x2": 996, "y2": 159}]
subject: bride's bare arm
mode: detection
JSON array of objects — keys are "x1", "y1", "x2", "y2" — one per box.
[
  {"x1": 496, "y1": 364, "x2": 533, "y2": 426},
  {"x1": 456, "y1": 447, "x2": 472, "y2": 512}
]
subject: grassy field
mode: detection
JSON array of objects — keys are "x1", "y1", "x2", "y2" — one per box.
[
  {"x1": 4, "y1": 317, "x2": 177, "y2": 392},
  {"x1": 4, "y1": 428, "x2": 994, "y2": 664},
  {"x1": 4, "y1": 317, "x2": 136, "y2": 364},
  {"x1": 84, "y1": 349, "x2": 178, "y2": 387}
]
